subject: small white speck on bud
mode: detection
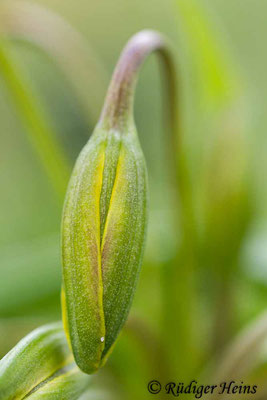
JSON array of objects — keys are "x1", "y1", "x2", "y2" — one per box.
[{"x1": 100, "y1": 337, "x2": 105, "y2": 343}]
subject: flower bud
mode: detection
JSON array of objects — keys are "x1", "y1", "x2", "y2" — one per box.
[
  {"x1": 60, "y1": 32, "x2": 166, "y2": 375},
  {"x1": 0, "y1": 323, "x2": 90, "y2": 399},
  {"x1": 62, "y1": 121, "x2": 148, "y2": 373}
]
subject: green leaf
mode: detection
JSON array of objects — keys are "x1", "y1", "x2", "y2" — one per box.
[{"x1": 0, "y1": 322, "x2": 90, "y2": 400}]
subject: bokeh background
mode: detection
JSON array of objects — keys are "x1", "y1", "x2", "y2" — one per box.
[{"x1": 1, "y1": 0, "x2": 267, "y2": 398}]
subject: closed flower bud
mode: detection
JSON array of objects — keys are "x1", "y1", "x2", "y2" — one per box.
[
  {"x1": 61, "y1": 32, "x2": 169, "y2": 374},
  {"x1": 0, "y1": 323, "x2": 90, "y2": 399}
]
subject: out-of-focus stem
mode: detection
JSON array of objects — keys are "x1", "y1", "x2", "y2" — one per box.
[
  {"x1": 212, "y1": 268, "x2": 234, "y2": 354},
  {"x1": 125, "y1": 315, "x2": 169, "y2": 380},
  {"x1": 211, "y1": 312, "x2": 267, "y2": 399},
  {"x1": 215, "y1": 312, "x2": 267, "y2": 379}
]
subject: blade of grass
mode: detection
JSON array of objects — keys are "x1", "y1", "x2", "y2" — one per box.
[
  {"x1": 0, "y1": 38, "x2": 70, "y2": 200},
  {"x1": 0, "y1": 0, "x2": 109, "y2": 124},
  {"x1": 175, "y1": 0, "x2": 242, "y2": 111}
]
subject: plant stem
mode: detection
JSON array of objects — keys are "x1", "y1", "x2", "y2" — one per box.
[
  {"x1": 99, "y1": 29, "x2": 197, "y2": 379},
  {"x1": 100, "y1": 31, "x2": 172, "y2": 131}
]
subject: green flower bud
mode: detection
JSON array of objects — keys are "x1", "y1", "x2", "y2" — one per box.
[
  {"x1": 0, "y1": 323, "x2": 90, "y2": 400},
  {"x1": 61, "y1": 104, "x2": 148, "y2": 375},
  {"x1": 61, "y1": 31, "x2": 172, "y2": 374}
]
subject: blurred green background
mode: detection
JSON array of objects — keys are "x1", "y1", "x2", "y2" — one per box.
[{"x1": 1, "y1": 0, "x2": 267, "y2": 398}]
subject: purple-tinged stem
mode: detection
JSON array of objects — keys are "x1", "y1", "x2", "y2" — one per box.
[
  {"x1": 99, "y1": 29, "x2": 197, "y2": 380},
  {"x1": 99, "y1": 30, "x2": 177, "y2": 134}
]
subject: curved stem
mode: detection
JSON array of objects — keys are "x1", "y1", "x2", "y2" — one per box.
[
  {"x1": 99, "y1": 30, "x2": 197, "y2": 378},
  {"x1": 99, "y1": 30, "x2": 177, "y2": 134},
  {"x1": 99, "y1": 30, "x2": 192, "y2": 238},
  {"x1": 98, "y1": 29, "x2": 183, "y2": 237}
]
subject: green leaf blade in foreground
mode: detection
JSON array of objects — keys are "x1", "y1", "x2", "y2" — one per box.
[
  {"x1": 24, "y1": 364, "x2": 90, "y2": 400},
  {"x1": 0, "y1": 323, "x2": 90, "y2": 400}
]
